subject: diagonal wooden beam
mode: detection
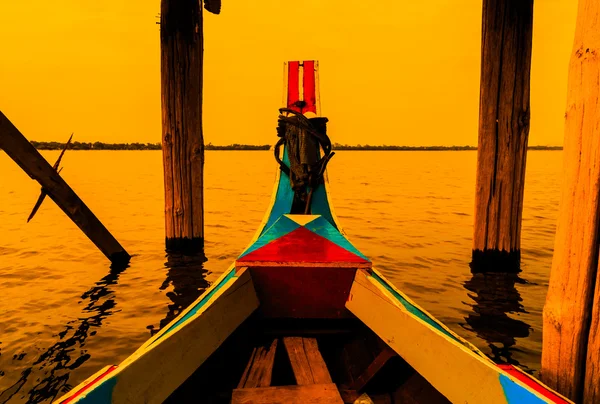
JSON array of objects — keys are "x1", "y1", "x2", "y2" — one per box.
[
  {"x1": 348, "y1": 345, "x2": 396, "y2": 392},
  {"x1": 0, "y1": 111, "x2": 130, "y2": 265}
]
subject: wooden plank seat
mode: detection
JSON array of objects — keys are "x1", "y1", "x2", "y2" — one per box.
[
  {"x1": 283, "y1": 337, "x2": 333, "y2": 385},
  {"x1": 237, "y1": 339, "x2": 278, "y2": 388},
  {"x1": 233, "y1": 336, "x2": 343, "y2": 403},
  {"x1": 232, "y1": 384, "x2": 343, "y2": 404}
]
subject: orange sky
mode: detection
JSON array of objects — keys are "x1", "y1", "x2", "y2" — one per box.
[{"x1": 0, "y1": 1, "x2": 577, "y2": 146}]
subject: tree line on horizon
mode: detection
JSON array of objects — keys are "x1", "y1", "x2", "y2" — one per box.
[{"x1": 29, "y1": 141, "x2": 563, "y2": 151}]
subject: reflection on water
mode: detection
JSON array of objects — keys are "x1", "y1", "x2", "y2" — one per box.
[
  {"x1": 461, "y1": 272, "x2": 532, "y2": 370},
  {"x1": 0, "y1": 262, "x2": 129, "y2": 404},
  {"x1": 147, "y1": 253, "x2": 211, "y2": 336},
  {"x1": 0, "y1": 150, "x2": 563, "y2": 401},
  {"x1": 0, "y1": 253, "x2": 212, "y2": 403}
]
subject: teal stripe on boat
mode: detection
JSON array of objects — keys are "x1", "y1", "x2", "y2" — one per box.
[
  {"x1": 74, "y1": 377, "x2": 116, "y2": 403},
  {"x1": 239, "y1": 215, "x2": 300, "y2": 258},
  {"x1": 263, "y1": 148, "x2": 294, "y2": 234},
  {"x1": 304, "y1": 216, "x2": 369, "y2": 260},
  {"x1": 152, "y1": 269, "x2": 237, "y2": 343},
  {"x1": 309, "y1": 183, "x2": 337, "y2": 228},
  {"x1": 370, "y1": 272, "x2": 460, "y2": 343},
  {"x1": 499, "y1": 374, "x2": 547, "y2": 404}
]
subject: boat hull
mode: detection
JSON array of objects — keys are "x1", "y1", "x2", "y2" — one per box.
[{"x1": 56, "y1": 61, "x2": 570, "y2": 404}]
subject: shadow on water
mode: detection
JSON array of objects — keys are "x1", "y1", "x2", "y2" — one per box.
[
  {"x1": 147, "y1": 252, "x2": 211, "y2": 336},
  {"x1": 461, "y1": 272, "x2": 532, "y2": 370},
  {"x1": 0, "y1": 261, "x2": 130, "y2": 404},
  {"x1": 0, "y1": 252, "x2": 212, "y2": 404}
]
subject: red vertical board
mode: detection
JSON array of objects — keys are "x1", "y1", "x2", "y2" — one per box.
[
  {"x1": 250, "y1": 266, "x2": 355, "y2": 318},
  {"x1": 287, "y1": 61, "x2": 300, "y2": 111},
  {"x1": 302, "y1": 60, "x2": 317, "y2": 114}
]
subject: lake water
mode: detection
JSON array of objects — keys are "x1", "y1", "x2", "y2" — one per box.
[{"x1": 0, "y1": 150, "x2": 561, "y2": 403}]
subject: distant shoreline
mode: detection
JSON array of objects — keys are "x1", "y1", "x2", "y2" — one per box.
[{"x1": 30, "y1": 141, "x2": 563, "y2": 151}]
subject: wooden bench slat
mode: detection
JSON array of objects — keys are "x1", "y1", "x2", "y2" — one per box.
[
  {"x1": 283, "y1": 337, "x2": 333, "y2": 385},
  {"x1": 238, "y1": 339, "x2": 278, "y2": 388},
  {"x1": 283, "y1": 337, "x2": 314, "y2": 385},
  {"x1": 303, "y1": 337, "x2": 333, "y2": 384},
  {"x1": 232, "y1": 383, "x2": 344, "y2": 404},
  {"x1": 238, "y1": 348, "x2": 258, "y2": 389}
]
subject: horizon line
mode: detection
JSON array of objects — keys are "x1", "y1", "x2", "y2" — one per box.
[{"x1": 29, "y1": 140, "x2": 564, "y2": 150}]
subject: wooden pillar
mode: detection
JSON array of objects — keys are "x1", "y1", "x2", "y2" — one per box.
[
  {"x1": 0, "y1": 111, "x2": 130, "y2": 265},
  {"x1": 471, "y1": 0, "x2": 534, "y2": 273},
  {"x1": 160, "y1": 0, "x2": 204, "y2": 253},
  {"x1": 541, "y1": 1, "x2": 600, "y2": 402}
]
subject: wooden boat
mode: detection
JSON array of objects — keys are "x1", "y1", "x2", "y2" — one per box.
[{"x1": 57, "y1": 61, "x2": 572, "y2": 404}]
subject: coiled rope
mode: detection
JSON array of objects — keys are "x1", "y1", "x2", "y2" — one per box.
[{"x1": 274, "y1": 108, "x2": 335, "y2": 214}]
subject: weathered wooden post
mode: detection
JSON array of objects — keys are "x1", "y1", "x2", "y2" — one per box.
[
  {"x1": 471, "y1": 0, "x2": 534, "y2": 273},
  {"x1": 542, "y1": 1, "x2": 600, "y2": 402},
  {"x1": 160, "y1": 0, "x2": 219, "y2": 253}
]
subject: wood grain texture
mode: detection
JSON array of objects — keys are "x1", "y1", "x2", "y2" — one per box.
[
  {"x1": 284, "y1": 337, "x2": 314, "y2": 385},
  {"x1": 232, "y1": 384, "x2": 343, "y2": 404},
  {"x1": 160, "y1": 0, "x2": 204, "y2": 251},
  {"x1": 0, "y1": 112, "x2": 130, "y2": 264},
  {"x1": 473, "y1": 0, "x2": 533, "y2": 263},
  {"x1": 238, "y1": 339, "x2": 278, "y2": 388},
  {"x1": 282, "y1": 337, "x2": 332, "y2": 385},
  {"x1": 302, "y1": 338, "x2": 332, "y2": 384},
  {"x1": 542, "y1": 0, "x2": 600, "y2": 402}
]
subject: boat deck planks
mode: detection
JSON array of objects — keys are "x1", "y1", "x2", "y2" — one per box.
[
  {"x1": 232, "y1": 383, "x2": 343, "y2": 404},
  {"x1": 283, "y1": 337, "x2": 332, "y2": 385},
  {"x1": 237, "y1": 339, "x2": 278, "y2": 388},
  {"x1": 301, "y1": 338, "x2": 333, "y2": 385}
]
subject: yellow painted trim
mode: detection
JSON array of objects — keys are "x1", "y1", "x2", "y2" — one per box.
[
  {"x1": 129, "y1": 270, "x2": 255, "y2": 362},
  {"x1": 298, "y1": 62, "x2": 304, "y2": 102},
  {"x1": 136, "y1": 263, "x2": 237, "y2": 352},
  {"x1": 64, "y1": 271, "x2": 259, "y2": 404},
  {"x1": 370, "y1": 267, "x2": 485, "y2": 358},
  {"x1": 284, "y1": 214, "x2": 320, "y2": 226},
  {"x1": 347, "y1": 270, "x2": 554, "y2": 404}
]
